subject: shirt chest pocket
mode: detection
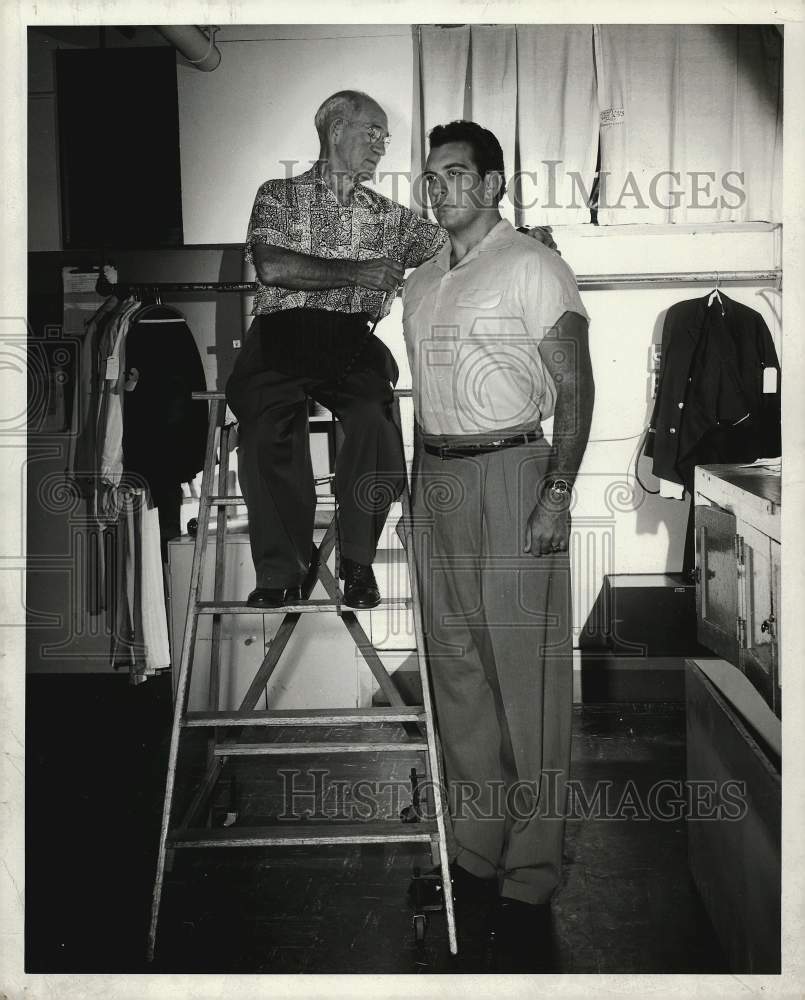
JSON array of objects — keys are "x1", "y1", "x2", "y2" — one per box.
[
  {"x1": 454, "y1": 288, "x2": 503, "y2": 310},
  {"x1": 358, "y1": 220, "x2": 385, "y2": 255}
]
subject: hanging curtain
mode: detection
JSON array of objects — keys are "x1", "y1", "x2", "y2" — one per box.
[
  {"x1": 515, "y1": 25, "x2": 599, "y2": 226},
  {"x1": 413, "y1": 24, "x2": 598, "y2": 226},
  {"x1": 470, "y1": 26, "x2": 518, "y2": 225},
  {"x1": 594, "y1": 25, "x2": 782, "y2": 224},
  {"x1": 412, "y1": 26, "x2": 470, "y2": 216}
]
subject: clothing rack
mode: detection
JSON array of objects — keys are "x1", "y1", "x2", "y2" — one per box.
[
  {"x1": 576, "y1": 269, "x2": 781, "y2": 287},
  {"x1": 105, "y1": 269, "x2": 781, "y2": 296}
]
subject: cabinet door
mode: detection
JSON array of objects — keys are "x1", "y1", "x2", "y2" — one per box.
[
  {"x1": 695, "y1": 504, "x2": 738, "y2": 664},
  {"x1": 738, "y1": 521, "x2": 776, "y2": 713}
]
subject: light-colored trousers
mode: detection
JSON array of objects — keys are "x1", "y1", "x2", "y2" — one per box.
[{"x1": 411, "y1": 435, "x2": 573, "y2": 904}]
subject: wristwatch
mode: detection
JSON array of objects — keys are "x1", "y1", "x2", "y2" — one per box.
[{"x1": 543, "y1": 478, "x2": 572, "y2": 505}]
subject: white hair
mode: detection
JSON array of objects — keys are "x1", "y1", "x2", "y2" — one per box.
[{"x1": 314, "y1": 90, "x2": 376, "y2": 149}]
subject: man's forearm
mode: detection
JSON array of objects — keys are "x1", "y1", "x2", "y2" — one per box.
[
  {"x1": 545, "y1": 375, "x2": 595, "y2": 490},
  {"x1": 536, "y1": 311, "x2": 595, "y2": 492},
  {"x1": 526, "y1": 312, "x2": 593, "y2": 554},
  {"x1": 252, "y1": 244, "x2": 357, "y2": 290}
]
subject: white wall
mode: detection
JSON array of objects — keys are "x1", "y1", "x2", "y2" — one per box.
[{"x1": 177, "y1": 24, "x2": 414, "y2": 245}]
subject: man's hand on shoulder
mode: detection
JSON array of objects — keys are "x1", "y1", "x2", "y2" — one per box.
[{"x1": 517, "y1": 225, "x2": 560, "y2": 256}]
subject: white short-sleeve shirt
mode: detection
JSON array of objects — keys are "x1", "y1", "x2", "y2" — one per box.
[{"x1": 402, "y1": 219, "x2": 589, "y2": 437}]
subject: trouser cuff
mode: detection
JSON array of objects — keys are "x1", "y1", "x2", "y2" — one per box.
[
  {"x1": 500, "y1": 877, "x2": 554, "y2": 905},
  {"x1": 339, "y1": 541, "x2": 377, "y2": 566},
  {"x1": 256, "y1": 575, "x2": 303, "y2": 589},
  {"x1": 455, "y1": 847, "x2": 497, "y2": 880}
]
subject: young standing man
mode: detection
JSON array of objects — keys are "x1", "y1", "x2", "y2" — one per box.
[{"x1": 403, "y1": 120, "x2": 594, "y2": 966}]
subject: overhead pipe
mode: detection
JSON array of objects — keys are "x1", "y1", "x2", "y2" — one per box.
[{"x1": 156, "y1": 25, "x2": 221, "y2": 71}]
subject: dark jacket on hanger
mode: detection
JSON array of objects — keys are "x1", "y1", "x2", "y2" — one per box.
[
  {"x1": 645, "y1": 292, "x2": 781, "y2": 489},
  {"x1": 122, "y1": 304, "x2": 209, "y2": 538}
]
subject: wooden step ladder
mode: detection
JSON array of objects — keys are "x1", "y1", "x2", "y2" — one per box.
[{"x1": 147, "y1": 390, "x2": 457, "y2": 961}]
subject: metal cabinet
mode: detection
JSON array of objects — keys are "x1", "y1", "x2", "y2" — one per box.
[
  {"x1": 695, "y1": 504, "x2": 740, "y2": 665},
  {"x1": 694, "y1": 464, "x2": 781, "y2": 717},
  {"x1": 685, "y1": 658, "x2": 781, "y2": 973}
]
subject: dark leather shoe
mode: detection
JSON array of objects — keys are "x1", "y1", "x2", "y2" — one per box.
[
  {"x1": 247, "y1": 586, "x2": 304, "y2": 608},
  {"x1": 490, "y1": 898, "x2": 557, "y2": 972},
  {"x1": 339, "y1": 557, "x2": 381, "y2": 609},
  {"x1": 408, "y1": 862, "x2": 496, "y2": 910},
  {"x1": 247, "y1": 587, "x2": 287, "y2": 608}
]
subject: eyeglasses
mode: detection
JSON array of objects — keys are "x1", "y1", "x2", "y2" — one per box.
[{"x1": 342, "y1": 119, "x2": 392, "y2": 150}]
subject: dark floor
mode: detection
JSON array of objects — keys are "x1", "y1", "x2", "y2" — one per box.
[{"x1": 25, "y1": 673, "x2": 727, "y2": 974}]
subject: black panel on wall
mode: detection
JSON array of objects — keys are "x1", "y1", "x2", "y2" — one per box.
[{"x1": 56, "y1": 47, "x2": 184, "y2": 248}]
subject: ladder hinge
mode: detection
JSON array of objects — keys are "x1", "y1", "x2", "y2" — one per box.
[
  {"x1": 734, "y1": 534, "x2": 745, "y2": 565},
  {"x1": 736, "y1": 616, "x2": 747, "y2": 648}
]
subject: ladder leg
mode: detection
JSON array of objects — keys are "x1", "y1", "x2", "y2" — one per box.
[
  {"x1": 147, "y1": 397, "x2": 223, "y2": 962},
  {"x1": 203, "y1": 422, "x2": 233, "y2": 823},
  {"x1": 208, "y1": 422, "x2": 232, "y2": 716},
  {"x1": 394, "y1": 398, "x2": 458, "y2": 956}
]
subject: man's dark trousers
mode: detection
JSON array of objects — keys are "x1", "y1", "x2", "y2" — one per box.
[{"x1": 225, "y1": 309, "x2": 406, "y2": 589}]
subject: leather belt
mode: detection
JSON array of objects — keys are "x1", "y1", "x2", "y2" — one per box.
[{"x1": 424, "y1": 431, "x2": 541, "y2": 459}]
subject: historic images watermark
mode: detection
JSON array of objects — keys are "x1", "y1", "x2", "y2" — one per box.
[
  {"x1": 278, "y1": 768, "x2": 748, "y2": 824},
  {"x1": 275, "y1": 159, "x2": 747, "y2": 213}
]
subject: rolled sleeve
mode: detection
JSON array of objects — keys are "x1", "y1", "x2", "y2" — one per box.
[{"x1": 523, "y1": 252, "x2": 589, "y2": 342}]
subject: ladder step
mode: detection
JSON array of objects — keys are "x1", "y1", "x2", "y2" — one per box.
[
  {"x1": 168, "y1": 820, "x2": 437, "y2": 849},
  {"x1": 207, "y1": 495, "x2": 336, "y2": 507},
  {"x1": 213, "y1": 740, "x2": 429, "y2": 756},
  {"x1": 192, "y1": 389, "x2": 412, "y2": 402},
  {"x1": 196, "y1": 598, "x2": 411, "y2": 614},
  {"x1": 183, "y1": 706, "x2": 426, "y2": 727}
]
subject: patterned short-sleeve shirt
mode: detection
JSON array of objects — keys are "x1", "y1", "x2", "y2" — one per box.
[{"x1": 246, "y1": 161, "x2": 447, "y2": 319}]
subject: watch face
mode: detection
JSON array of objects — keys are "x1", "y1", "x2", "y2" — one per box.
[{"x1": 550, "y1": 479, "x2": 570, "y2": 495}]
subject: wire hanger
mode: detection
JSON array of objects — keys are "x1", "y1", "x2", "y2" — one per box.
[{"x1": 707, "y1": 271, "x2": 725, "y2": 316}]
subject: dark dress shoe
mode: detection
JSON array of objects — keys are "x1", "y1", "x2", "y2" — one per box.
[
  {"x1": 247, "y1": 587, "x2": 287, "y2": 608},
  {"x1": 339, "y1": 557, "x2": 381, "y2": 609},
  {"x1": 247, "y1": 586, "x2": 306, "y2": 607},
  {"x1": 408, "y1": 862, "x2": 496, "y2": 910},
  {"x1": 490, "y1": 898, "x2": 557, "y2": 972}
]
